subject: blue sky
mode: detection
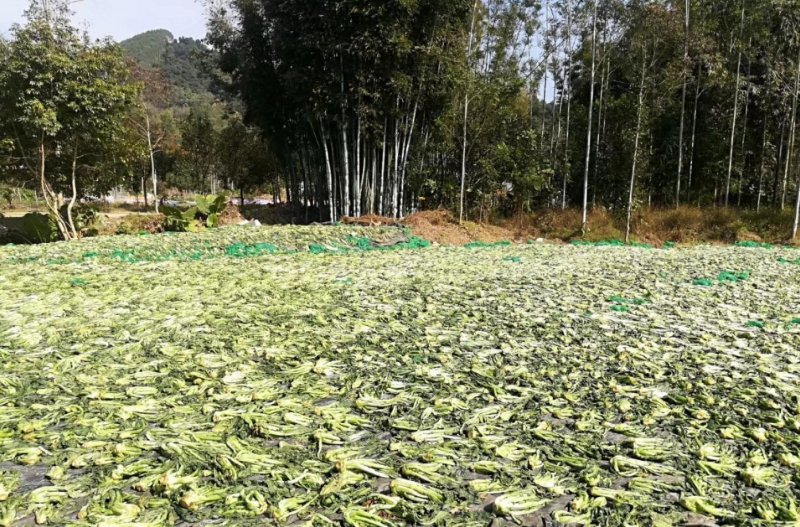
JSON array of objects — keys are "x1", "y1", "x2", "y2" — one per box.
[{"x1": 0, "y1": 0, "x2": 208, "y2": 41}]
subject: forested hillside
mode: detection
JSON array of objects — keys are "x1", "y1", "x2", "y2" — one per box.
[
  {"x1": 121, "y1": 29, "x2": 214, "y2": 105},
  {"x1": 120, "y1": 29, "x2": 173, "y2": 67}
]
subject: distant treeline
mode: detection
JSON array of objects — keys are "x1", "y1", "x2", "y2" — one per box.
[
  {"x1": 2, "y1": 0, "x2": 800, "y2": 241},
  {"x1": 208, "y1": 0, "x2": 800, "y2": 239}
]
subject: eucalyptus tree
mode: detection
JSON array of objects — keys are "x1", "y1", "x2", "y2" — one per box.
[
  {"x1": 461, "y1": 0, "x2": 481, "y2": 223},
  {"x1": 675, "y1": 0, "x2": 690, "y2": 207},
  {"x1": 175, "y1": 105, "x2": 222, "y2": 193},
  {"x1": 724, "y1": 1, "x2": 746, "y2": 207},
  {"x1": 581, "y1": 0, "x2": 599, "y2": 235},
  {"x1": 555, "y1": 0, "x2": 575, "y2": 209}
]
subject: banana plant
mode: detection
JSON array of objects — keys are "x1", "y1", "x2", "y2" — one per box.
[{"x1": 163, "y1": 194, "x2": 229, "y2": 232}]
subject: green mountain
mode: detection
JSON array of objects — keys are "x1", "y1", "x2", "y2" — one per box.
[
  {"x1": 121, "y1": 30, "x2": 214, "y2": 105},
  {"x1": 120, "y1": 29, "x2": 174, "y2": 67}
]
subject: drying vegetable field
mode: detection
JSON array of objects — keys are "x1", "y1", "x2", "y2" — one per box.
[{"x1": 1, "y1": 226, "x2": 800, "y2": 527}]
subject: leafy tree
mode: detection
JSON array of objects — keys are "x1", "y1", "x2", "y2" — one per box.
[
  {"x1": 217, "y1": 114, "x2": 278, "y2": 205},
  {"x1": 0, "y1": 0, "x2": 139, "y2": 239},
  {"x1": 127, "y1": 63, "x2": 178, "y2": 211},
  {"x1": 171, "y1": 104, "x2": 221, "y2": 193}
]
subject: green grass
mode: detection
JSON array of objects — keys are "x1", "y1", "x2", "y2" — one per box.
[{"x1": 1, "y1": 227, "x2": 799, "y2": 526}]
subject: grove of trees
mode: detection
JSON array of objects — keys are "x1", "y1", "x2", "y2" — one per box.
[
  {"x1": 3, "y1": 0, "x2": 800, "y2": 240},
  {"x1": 0, "y1": 0, "x2": 276, "y2": 236},
  {"x1": 208, "y1": 0, "x2": 800, "y2": 238}
]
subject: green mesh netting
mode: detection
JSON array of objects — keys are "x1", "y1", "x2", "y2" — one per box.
[
  {"x1": 348, "y1": 236, "x2": 374, "y2": 251},
  {"x1": 226, "y1": 243, "x2": 280, "y2": 258},
  {"x1": 693, "y1": 270, "x2": 749, "y2": 287},
  {"x1": 607, "y1": 295, "x2": 647, "y2": 312},
  {"x1": 308, "y1": 244, "x2": 333, "y2": 255},
  {"x1": 69, "y1": 278, "x2": 87, "y2": 287},
  {"x1": 735, "y1": 241, "x2": 775, "y2": 249},
  {"x1": 718, "y1": 271, "x2": 749, "y2": 283}
]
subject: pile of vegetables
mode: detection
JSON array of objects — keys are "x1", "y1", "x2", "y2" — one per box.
[{"x1": 0, "y1": 227, "x2": 799, "y2": 526}]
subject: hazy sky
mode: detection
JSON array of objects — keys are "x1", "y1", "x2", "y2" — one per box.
[{"x1": 0, "y1": 0, "x2": 209, "y2": 41}]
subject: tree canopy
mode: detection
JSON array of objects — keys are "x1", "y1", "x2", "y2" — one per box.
[
  {"x1": 3, "y1": 0, "x2": 800, "y2": 241},
  {"x1": 207, "y1": 0, "x2": 800, "y2": 238},
  {"x1": 0, "y1": 0, "x2": 140, "y2": 239}
]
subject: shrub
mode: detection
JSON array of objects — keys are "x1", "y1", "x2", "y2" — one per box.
[
  {"x1": 4, "y1": 213, "x2": 60, "y2": 243},
  {"x1": 116, "y1": 214, "x2": 166, "y2": 235},
  {"x1": 163, "y1": 194, "x2": 228, "y2": 232},
  {"x1": 61, "y1": 204, "x2": 102, "y2": 234}
]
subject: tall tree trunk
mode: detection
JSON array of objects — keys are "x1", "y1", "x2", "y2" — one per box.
[
  {"x1": 551, "y1": 62, "x2": 563, "y2": 163},
  {"x1": 592, "y1": 51, "x2": 607, "y2": 209},
  {"x1": 725, "y1": 4, "x2": 745, "y2": 207},
  {"x1": 460, "y1": 0, "x2": 479, "y2": 223},
  {"x1": 370, "y1": 145, "x2": 377, "y2": 214},
  {"x1": 301, "y1": 147, "x2": 310, "y2": 223},
  {"x1": 676, "y1": 0, "x2": 690, "y2": 207},
  {"x1": 774, "y1": 122, "x2": 785, "y2": 207},
  {"x1": 648, "y1": 136, "x2": 654, "y2": 208},
  {"x1": 399, "y1": 97, "x2": 419, "y2": 218},
  {"x1": 794, "y1": 170, "x2": 800, "y2": 239},
  {"x1": 562, "y1": 0, "x2": 573, "y2": 210},
  {"x1": 38, "y1": 142, "x2": 70, "y2": 240},
  {"x1": 392, "y1": 115, "x2": 401, "y2": 218},
  {"x1": 627, "y1": 51, "x2": 647, "y2": 244},
  {"x1": 145, "y1": 113, "x2": 159, "y2": 214},
  {"x1": 355, "y1": 115, "x2": 362, "y2": 217},
  {"x1": 580, "y1": 0, "x2": 598, "y2": 235},
  {"x1": 757, "y1": 121, "x2": 767, "y2": 212},
  {"x1": 539, "y1": 30, "x2": 549, "y2": 150},
  {"x1": 738, "y1": 59, "x2": 751, "y2": 208},
  {"x1": 459, "y1": 89, "x2": 470, "y2": 222},
  {"x1": 540, "y1": 73, "x2": 548, "y2": 150},
  {"x1": 687, "y1": 66, "x2": 701, "y2": 203},
  {"x1": 321, "y1": 122, "x2": 335, "y2": 223},
  {"x1": 784, "y1": 51, "x2": 800, "y2": 211},
  {"x1": 379, "y1": 119, "x2": 387, "y2": 217},
  {"x1": 341, "y1": 122, "x2": 351, "y2": 217},
  {"x1": 66, "y1": 143, "x2": 79, "y2": 239}
]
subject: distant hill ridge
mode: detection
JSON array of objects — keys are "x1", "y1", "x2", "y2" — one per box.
[
  {"x1": 121, "y1": 29, "x2": 213, "y2": 105},
  {"x1": 120, "y1": 29, "x2": 175, "y2": 67}
]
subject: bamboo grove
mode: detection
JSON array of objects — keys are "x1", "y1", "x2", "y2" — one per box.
[{"x1": 209, "y1": 0, "x2": 800, "y2": 237}]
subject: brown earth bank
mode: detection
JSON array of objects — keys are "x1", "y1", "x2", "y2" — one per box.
[
  {"x1": 343, "y1": 207, "x2": 800, "y2": 246},
  {"x1": 3, "y1": 205, "x2": 799, "y2": 245}
]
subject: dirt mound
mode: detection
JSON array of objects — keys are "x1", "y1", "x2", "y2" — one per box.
[
  {"x1": 403, "y1": 210, "x2": 467, "y2": 245},
  {"x1": 464, "y1": 222, "x2": 521, "y2": 243},
  {"x1": 404, "y1": 209, "x2": 457, "y2": 227},
  {"x1": 219, "y1": 205, "x2": 246, "y2": 226},
  {"x1": 341, "y1": 214, "x2": 400, "y2": 227},
  {"x1": 402, "y1": 209, "x2": 520, "y2": 245}
]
